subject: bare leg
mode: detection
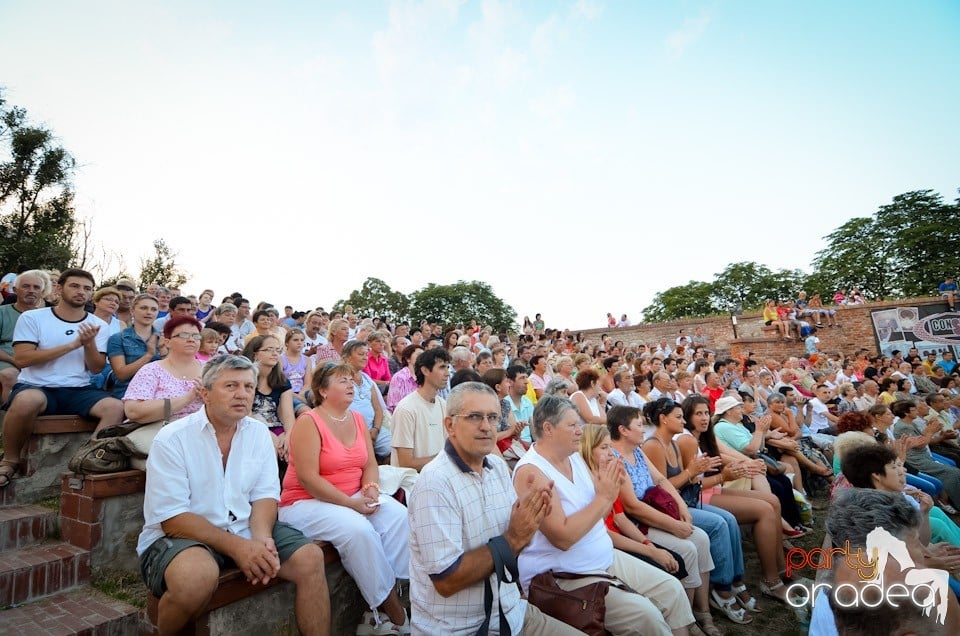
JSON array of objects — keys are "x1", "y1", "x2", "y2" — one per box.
[
  {"x1": 0, "y1": 389, "x2": 46, "y2": 480},
  {"x1": 157, "y1": 547, "x2": 219, "y2": 635},
  {"x1": 0, "y1": 367, "x2": 18, "y2": 405},
  {"x1": 278, "y1": 543, "x2": 330, "y2": 636},
  {"x1": 379, "y1": 588, "x2": 406, "y2": 627},
  {"x1": 712, "y1": 491, "x2": 785, "y2": 583},
  {"x1": 88, "y1": 397, "x2": 125, "y2": 434}
]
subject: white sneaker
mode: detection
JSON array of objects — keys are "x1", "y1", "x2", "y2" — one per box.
[
  {"x1": 939, "y1": 502, "x2": 958, "y2": 515},
  {"x1": 357, "y1": 609, "x2": 411, "y2": 636},
  {"x1": 356, "y1": 610, "x2": 400, "y2": 636}
]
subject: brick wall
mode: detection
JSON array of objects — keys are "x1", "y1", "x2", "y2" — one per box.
[{"x1": 571, "y1": 297, "x2": 945, "y2": 360}]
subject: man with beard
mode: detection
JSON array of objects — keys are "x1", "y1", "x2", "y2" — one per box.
[{"x1": 0, "y1": 269, "x2": 125, "y2": 489}]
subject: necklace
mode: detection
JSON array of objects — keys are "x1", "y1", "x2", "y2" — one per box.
[{"x1": 320, "y1": 406, "x2": 349, "y2": 422}]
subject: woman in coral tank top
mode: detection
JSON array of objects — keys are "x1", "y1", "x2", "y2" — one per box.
[{"x1": 278, "y1": 363, "x2": 410, "y2": 635}]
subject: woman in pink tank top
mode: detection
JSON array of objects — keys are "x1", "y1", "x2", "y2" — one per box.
[{"x1": 278, "y1": 363, "x2": 410, "y2": 634}]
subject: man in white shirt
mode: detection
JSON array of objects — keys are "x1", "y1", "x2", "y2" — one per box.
[
  {"x1": 1, "y1": 269, "x2": 125, "y2": 489},
  {"x1": 647, "y1": 371, "x2": 671, "y2": 400},
  {"x1": 137, "y1": 355, "x2": 329, "y2": 635},
  {"x1": 391, "y1": 348, "x2": 450, "y2": 471},
  {"x1": 854, "y1": 380, "x2": 879, "y2": 412},
  {"x1": 607, "y1": 371, "x2": 645, "y2": 408},
  {"x1": 806, "y1": 384, "x2": 839, "y2": 446},
  {"x1": 301, "y1": 311, "x2": 328, "y2": 356}
]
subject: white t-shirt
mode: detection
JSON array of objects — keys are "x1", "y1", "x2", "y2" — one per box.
[
  {"x1": 390, "y1": 391, "x2": 447, "y2": 466},
  {"x1": 303, "y1": 332, "x2": 327, "y2": 352},
  {"x1": 808, "y1": 398, "x2": 831, "y2": 434},
  {"x1": 13, "y1": 308, "x2": 109, "y2": 387}
]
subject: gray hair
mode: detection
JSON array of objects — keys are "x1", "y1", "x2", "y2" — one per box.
[
  {"x1": 14, "y1": 269, "x2": 52, "y2": 296},
  {"x1": 201, "y1": 354, "x2": 258, "y2": 390},
  {"x1": 826, "y1": 489, "x2": 918, "y2": 549},
  {"x1": 340, "y1": 339, "x2": 368, "y2": 359},
  {"x1": 767, "y1": 393, "x2": 785, "y2": 405},
  {"x1": 450, "y1": 346, "x2": 472, "y2": 365},
  {"x1": 216, "y1": 302, "x2": 238, "y2": 315},
  {"x1": 447, "y1": 381, "x2": 498, "y2": 416},
  {"x1": 531, "y1": 395, "x2": 578, "y2": 441},
  {"x1": 544, "y1": 378, "x2": 573, "y2": 397}
]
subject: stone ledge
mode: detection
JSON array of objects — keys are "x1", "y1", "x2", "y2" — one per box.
[{"x1": 33, "y1": 416, "x2": 97, "y2": 435}]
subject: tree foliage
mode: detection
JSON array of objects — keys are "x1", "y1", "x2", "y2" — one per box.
[
  {"x1": 642, "y1": 281, "x2": 717, "y2": 322},
  {"x1": 335, "y1": 277, "x2": 517, "y2": 330},
  {"x1": 0, "y1": 90, "x2": 77, "y2": 273},
  {"x1": 642, "y1": 189, "x2": 960, "y2": 322},
  {"x1": 332, "y1": 277, "x2": 410, "y2": 324},
  {"x1": 139, "y1": 239, "x2": 188, "y2": 288},
  {"x1": 409, "y1": 281, "x2": 517, "y2": 331}
]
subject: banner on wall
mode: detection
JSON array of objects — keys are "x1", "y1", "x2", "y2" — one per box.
[{"x1": 871, "y1": 303, "x2": 960, "y2": 358}]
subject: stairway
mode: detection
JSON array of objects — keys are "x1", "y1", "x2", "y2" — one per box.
[{"x1": 0, "y1": 481, "x2": 141, "y2": 634}]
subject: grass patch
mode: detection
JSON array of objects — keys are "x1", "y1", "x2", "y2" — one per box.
[
  {"x1": 721, "y1": 492, "x2": 827, "y2": 636},
  {"x1": 35, "y1": 495, "x2": 60, "y2": 510},
  {"x1": 92, "y1": 568, "x2": 148, "y2": 609}
]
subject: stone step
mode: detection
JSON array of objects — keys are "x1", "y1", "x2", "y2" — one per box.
[
  {"x1": 0, "y1": 504, "x2": 58, "y2": 550},
  {"x1": 0, "y1": 541, "x2": 90, "y2": 608},
  {"x1": 0, "y1": 587, "x2": 141, "y2": 635}
]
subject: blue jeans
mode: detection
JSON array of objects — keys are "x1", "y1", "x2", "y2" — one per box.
[{"x1": 690, "y1": 503, "x2": 744, "y2": 590}]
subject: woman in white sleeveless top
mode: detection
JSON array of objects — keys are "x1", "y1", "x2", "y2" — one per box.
[{"x1": 514, "y1": 395, "x2": 694, "y2": 636}]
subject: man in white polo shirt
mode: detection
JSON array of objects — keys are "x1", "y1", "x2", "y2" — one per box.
[{"x1": 408, "y1": 382, "x2": 579, "y2": 635}]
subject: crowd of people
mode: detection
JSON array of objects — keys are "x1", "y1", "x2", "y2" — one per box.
[{"x1": 2, "y1": 268, "x2": 960, "y2": 635}]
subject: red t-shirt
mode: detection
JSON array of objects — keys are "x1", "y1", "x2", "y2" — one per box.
[{"x1": 604, "y1": 497, "x2": 625, "y2": 534}]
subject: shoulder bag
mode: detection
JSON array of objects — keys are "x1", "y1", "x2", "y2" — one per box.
[{"x1": 527, "y1": 570, "x2": 637, "y2": 636}]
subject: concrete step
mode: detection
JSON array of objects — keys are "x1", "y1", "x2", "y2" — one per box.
[
  {"x1": 0, "y1": 587, "x2": 141, "y2": 635},
  {"x1": 0, "y1": 541, "x2": 90, "y2": 608},
  {"x1": 0, "y1": 504, "x2": 58, "y2": 550}
]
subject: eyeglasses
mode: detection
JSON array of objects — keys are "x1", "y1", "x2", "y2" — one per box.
[
  {"x1": 170, "y1": 333, "x2": 202, "y2": 341},
  {"x1": 259, "y1": 347, "x2": 283, "y2": 354},
  {"x1": 451, "y1": 412, "x2": 501, "y2": 425}
]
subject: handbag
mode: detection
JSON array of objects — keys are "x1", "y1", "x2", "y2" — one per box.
[
  {"x1": 68, "y1": 436, "x2": 138, "y2": 474},
  {"x1": 527, "y1": 571, "x2": 636, "y2": 636},
  {"x1": 679, "y1": 481, "x2": 702, "y2": 508},
  {"x1": 630, "y1": 484, "x2": 682, "y2": 533}
]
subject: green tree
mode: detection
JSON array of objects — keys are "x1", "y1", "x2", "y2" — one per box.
[
  {"x1": 333, "y1": 277, "x2": 411, "y2": 323},
  {"x1": 810, "y1": 190, "x2": 960, "y2": 300},
  {"x1": 408, "y1": 280, "x2": 517, "y2": 331},
  {"x1": 0, "y1": 90, "x2": 77, "y2": 273},
  {"x1": 642, "y1": 281, "x2": 717, "y2": 321},
  {"x1": 710, "y1": 261, "x2": 776, "y2": 312},
  {"x1": 139, "y1": 239, "x2": 188, "y2": 288},
  {"x1": 876, "y1": 190, "x2": 960, "y2": 297}
]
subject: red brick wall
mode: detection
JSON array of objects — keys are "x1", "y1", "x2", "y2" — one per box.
[{"x1": 572, "y1": 297, "x2": 945, "y2": 360}]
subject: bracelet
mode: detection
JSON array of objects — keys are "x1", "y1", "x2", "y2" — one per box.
[{"x1": 362, "y1": 482, "x2": 380, "y2": 493}]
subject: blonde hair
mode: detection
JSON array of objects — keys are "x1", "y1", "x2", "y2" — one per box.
[
  {"x1": 200, "y1": 328, "x2": 220, "y2": 344},
  {"x1": 579, "y1": 424, "x2": 611, "y2": 473},
  {"x1": 833, "y1": 431, "x2": 877, "y2": 463},
  {"x1": 93, "y1": 286, "x2": 121, "y2": 303}
]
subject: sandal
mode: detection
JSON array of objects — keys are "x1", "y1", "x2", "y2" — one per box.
[
  {"x1": 0, "y1": 459, "x2": 19, "y2": 488},
  {"x1": 693, "y1": 610, "x2": 724, "y2": 636},
  {"x1": 709, "y1": 589, "x2": 752, "y2": 624},
  {"x1": 760, "y1": 578, "x2": 791, "y2": 605},
  {"x1": 732, "y1": 583, "x2": 762, "y2": 612}
]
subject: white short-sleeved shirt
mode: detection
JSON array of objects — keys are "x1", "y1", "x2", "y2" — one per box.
[
  {"x1": 137, "y1": 408, "x2": 281, "y2": 555},
  {"x1": 808, "y1": 398, "x2": 831, "y2": 434},
  {"x1": 13, "y1": 308, "x2": 109, "y2": 387},
  {"x1": 390, "y1": 391, "x2": 446, "y2": 466},
  {"x1": 408, "y1": 442, "x2": 524, "y2": 635}
]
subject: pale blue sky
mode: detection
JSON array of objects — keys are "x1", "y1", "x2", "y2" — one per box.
[{"x1": 1, "y1": 1, "x2": 958, "y2": 329}]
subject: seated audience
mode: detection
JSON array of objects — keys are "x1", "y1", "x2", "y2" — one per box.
[
  {"x1": 340, "y1": 339, "x2": 392, "y2": 459},
  {"x1": 243, "y1": 335, "x2": 295, "y2": 474},
  {"x1": 385, "y1": 343, "x2": 423, "y2": 413}
]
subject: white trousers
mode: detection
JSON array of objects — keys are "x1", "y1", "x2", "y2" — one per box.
[
  {"x1": 646, "y1": 525, "x2": 714, "y2": 589},
  {"x1": 279, "y1": 493, "x2": 409, "y2": 608}
]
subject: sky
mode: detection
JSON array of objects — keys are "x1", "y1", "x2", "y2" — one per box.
[{"x1": 1, "y1": 0, "x2": 958, "y2": 330}]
